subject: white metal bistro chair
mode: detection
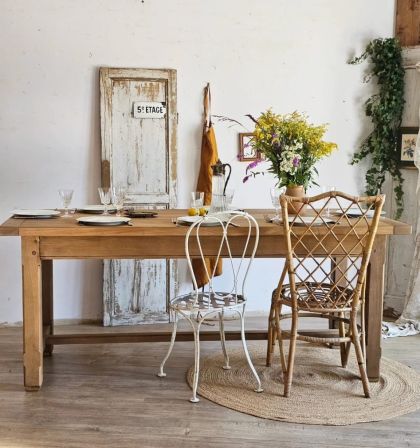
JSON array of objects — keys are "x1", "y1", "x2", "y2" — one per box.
[{"x1": 157, "y1": 211, "x2": 263, "y2": 403}]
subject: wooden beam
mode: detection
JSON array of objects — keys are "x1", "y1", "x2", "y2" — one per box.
[
  {"x1": 46, "y1": 330, "x2": 269, "y2": 345},
  {"x1": 396, "y1": 0, "x2": 420, "y2": 47}
]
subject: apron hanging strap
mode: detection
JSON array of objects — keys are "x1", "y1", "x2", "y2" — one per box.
[{"x1": 204, "y1": 82, "x2": 212, "y2": 127}]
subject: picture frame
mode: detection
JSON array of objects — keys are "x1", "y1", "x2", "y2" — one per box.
[
  {"x1": 238, "y1": 132, "x2": 261, "y2": 162},
  {"x1": 398, "y1": 127, "x2": 418, "y2": 168}
]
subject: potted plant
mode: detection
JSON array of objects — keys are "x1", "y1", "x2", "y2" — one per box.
[{"x1": 243, "y1": 110, "x2": 337, "y2": 212}]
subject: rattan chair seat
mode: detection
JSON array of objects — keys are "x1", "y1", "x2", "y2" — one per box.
[{"x1": 278, "y1": 282, "x2": 354, "y2": 311}]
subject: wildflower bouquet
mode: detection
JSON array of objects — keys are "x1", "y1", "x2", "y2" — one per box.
[{"x1": 243, "y1": 110, "x2": 337, "y2": 189}]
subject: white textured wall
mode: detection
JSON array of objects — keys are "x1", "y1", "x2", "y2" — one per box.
[{"x1": 0, "y1": 0, "x2": 394, "y2": 323}]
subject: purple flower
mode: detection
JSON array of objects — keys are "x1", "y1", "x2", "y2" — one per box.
[
  {"x1": 292, "y1": 156, "x2": 300, "y2": 167},
  {"x1": 272, "y1": 133, "x2": 278, "y2": 139},
  {"x1": 246, "y1": 159, "x2": 262, "y2": 172}
]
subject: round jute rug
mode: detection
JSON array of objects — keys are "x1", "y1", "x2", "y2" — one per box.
[{"x1": 186, "y1": 343, "x2": 420, "y2": 425}]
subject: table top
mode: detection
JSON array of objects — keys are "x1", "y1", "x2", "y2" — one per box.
[{"x1": 0, "y1": 209, "x2": 412, "y2": 238}]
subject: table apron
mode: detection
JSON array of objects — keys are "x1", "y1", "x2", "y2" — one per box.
[{"x1": 39, "y1": 235, "x2": 364, "y2": 259}]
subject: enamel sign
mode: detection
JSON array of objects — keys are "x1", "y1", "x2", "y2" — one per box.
[{"x1": 133, "y1": 102, "x2": 166, "y2": 119}]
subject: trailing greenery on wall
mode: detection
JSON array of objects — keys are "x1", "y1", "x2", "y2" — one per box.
[{"x1": 349, "y1": 38, "x2": 405, "y2": 218}]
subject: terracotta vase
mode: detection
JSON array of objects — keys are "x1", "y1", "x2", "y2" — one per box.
[{"x1": 285, "y1": 185, "x2": 306, "y2": 215}]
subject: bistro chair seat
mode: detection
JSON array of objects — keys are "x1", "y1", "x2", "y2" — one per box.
[{"x1": 171, "y1": 291, "x2": 246, "y2": 312}]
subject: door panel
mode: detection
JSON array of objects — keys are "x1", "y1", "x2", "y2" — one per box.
[{"x1": 100, "y1": 68, "x2": 177, "y2": 326}]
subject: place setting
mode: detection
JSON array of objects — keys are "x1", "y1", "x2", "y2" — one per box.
[
  {"x1": 11, "y1": 209, "x2": 62, "y2": 219},
  {"x1": 77, "y1": 186, "x2": 134, "y2": 226},
  {"x1": 174, "y1": 190, "x2": 239, "y2": 227},
  {"x1": 10, "y1": 189, "x2": 75, "y2": 219}
]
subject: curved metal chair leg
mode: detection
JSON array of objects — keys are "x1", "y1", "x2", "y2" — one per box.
[
  {"x1": 219, "y1": 311, "x2": 231, "y2": 370},
  {"x1": 157, "y1": 310, "x2": 178, "y2": 378},
  {"x1": 189, "y1": 318, "x2": 202, "y2": 403},
  {"x1": 239, "y1": 307, "x2": 263, "y2": 393}
]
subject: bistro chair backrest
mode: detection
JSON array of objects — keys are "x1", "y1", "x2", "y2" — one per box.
[{"x1": 185, "y1": 212, "x2": 260, "y2": 307}]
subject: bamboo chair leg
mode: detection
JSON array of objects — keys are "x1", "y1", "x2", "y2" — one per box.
[
  {"x1": 338, "y1": 311, "x2": 348, "y2": 368},
  {"x1": 351, "y1": 313, "x2": 371, "y2": 398},
  {"x1": 266, "y1": 301, "x2": 275, "y2": 367},
  {"x1": 361, "y1": 298, "x2": 366, "y2": 358},
  {"x1": 343, "y1": 341, "x2": 351, "y2": 367},
  {"x1": 275, "y1": 303, "x2": 287, "y2": 374},
  {"x1": 284, "y1": 310, "x2": 298, "y2": 398},
  {"x1": 270, "y1": 310, "x2": 277, "y2": 354}
]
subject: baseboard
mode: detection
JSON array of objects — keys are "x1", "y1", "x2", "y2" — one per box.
[
  {"x1": 0, "y1": 311, "x2": 269, "y2": 328},
  {"x1": 0, "y1": 318, "x2": 101, "y2": 328}
]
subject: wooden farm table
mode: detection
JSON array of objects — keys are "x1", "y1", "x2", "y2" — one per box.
[{"x1": 0, "y1": 209, "x2": 411, "y2": 390}]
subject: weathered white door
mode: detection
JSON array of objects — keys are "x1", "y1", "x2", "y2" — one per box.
[{"x1": 100, "y1": 67, "x2": 177, "y2": 325}]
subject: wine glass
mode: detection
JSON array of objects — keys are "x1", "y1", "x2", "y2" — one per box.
[
  {"x1": 58, "y1": 189, "x2": 74, "y2": 217},
  {"x1": 224, "y1": 189, "x2": 235, "y2": 211},
  {"x1": 111, "y1": 185, "x2": 127, "y2": 217},
  {"x1": 98, "y1": 187, "x2": 111, "y2": 215},
  {"x1": 320, "y1": 185, "x2": 337, "y2": 217},
  {"x1": 270, "y1": 186, "x2": 286, "y2": 219}
]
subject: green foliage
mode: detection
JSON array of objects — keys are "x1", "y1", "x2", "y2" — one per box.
[{"x1": 349, "y1": 38, "x2": 405, "y2": 218}]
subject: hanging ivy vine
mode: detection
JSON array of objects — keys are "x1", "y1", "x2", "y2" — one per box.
[{"x1": 349, "y1": 38, "x2": 405, "y2": 218}]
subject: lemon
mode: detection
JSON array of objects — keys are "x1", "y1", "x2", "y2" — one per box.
[
  {"x1": 188, "y1": 208, "x2": 198, "y2": 216},
  {"x1": 199, "y1": 207, "x2": 207, "y2": 216}
]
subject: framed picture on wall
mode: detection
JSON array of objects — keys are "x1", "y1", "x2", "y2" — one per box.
[
  {"x1": 238, "y1": 132, "x2": 261, "y2": 161},
  {"x1": 398, "y1": 127, "x2": 418, "y2": 168}
]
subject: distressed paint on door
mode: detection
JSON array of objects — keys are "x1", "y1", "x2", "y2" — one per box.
[{"x1": 100, "y1": 68, "x2": 177, "y2": 326}]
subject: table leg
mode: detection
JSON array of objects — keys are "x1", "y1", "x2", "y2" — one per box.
[
  {"x1": 329, "y1": 256, "x2": 349, "y2": 331},
  {"x1": 22, "y1": 237, "x2": 43, "y2": 391},
  {"x1": 42, "y1": 260, "x2": 53, "y2": 356},
  {"x1": 365, "y1": 235, "x2": 386, "y2": 382}
]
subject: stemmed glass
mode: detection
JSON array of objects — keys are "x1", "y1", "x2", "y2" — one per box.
[
  {"x1": 111, "y1": 185, "x2": 127, "y2": 217},
  {"x1": 58, "y1": 189, "x2": 74, "y2": 217},
  {"x1": 270, "y1": 186, "x2": 286, "y2": 220},
  {"x1": 98, "y1": 187, "x2": 111, "y2": 215},
  {"x1": 320, "y1": 185, "x2": 337, "y2": 217}
]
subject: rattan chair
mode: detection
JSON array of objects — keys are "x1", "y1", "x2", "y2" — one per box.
[
  {"x1": 158, "y1": 212, "x2": 263, "y2": 403},
  {"x1": 266, "y1": 191, "x2": 385, "y2": 398}
]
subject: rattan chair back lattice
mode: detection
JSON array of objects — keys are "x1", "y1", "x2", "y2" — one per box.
[{"x1": 267, "y1": 191, "x2": 385, "y2": 398}]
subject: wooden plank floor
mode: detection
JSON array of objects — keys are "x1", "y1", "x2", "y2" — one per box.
[{"x1": 0, "y1": 319, "x2": 419, "y2": 448}]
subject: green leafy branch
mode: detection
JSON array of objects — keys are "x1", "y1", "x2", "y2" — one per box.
[{"x1": 349, "y1": 37, "x2": 405, "y2": 218}]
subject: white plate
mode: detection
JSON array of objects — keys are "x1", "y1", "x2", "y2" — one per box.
[
  {"x1": 333, "y1": 209, "x2": 386, "y2": 218},
  {"x1": 12, "y1": 209, "x2": 61, "y2": 218},
  {"x1": 288, "y1": 216, "x2": 335, "y2": 226},
  {"x1": 77, "y1": 216, "x2": 131, "y2": 226},
  {"x1": 177, "y1": 216, "x2": 224, "y2": 227},
  {"x1": 77, "y1": 205, "x2": 117, "y2": 214}
]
